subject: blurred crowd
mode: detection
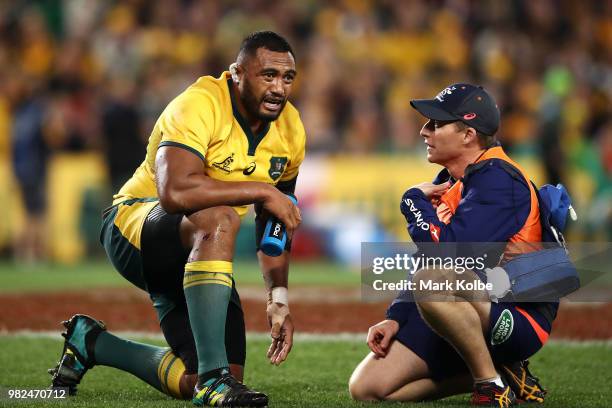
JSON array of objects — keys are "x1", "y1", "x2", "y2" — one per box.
[{"x1": 0, "y1": 0, "x2": 610, "y2": 261}]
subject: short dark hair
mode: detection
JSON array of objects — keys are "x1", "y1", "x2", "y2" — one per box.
[
  {"x1": 455, "y1": 121, "x2": 496, "y2": 148},
  {"x1": 237, "y1": 31, "x2": 295, "y2": 62}
]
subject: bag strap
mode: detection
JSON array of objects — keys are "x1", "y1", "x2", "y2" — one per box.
[
  {"x1": 530, "y1": 181, "x2": 567, "y2": 248},
  {"x1": 481, "y1": 159, "x2": 565, "y2": 248}
]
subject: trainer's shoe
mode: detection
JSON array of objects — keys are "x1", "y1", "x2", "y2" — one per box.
[
  {"x1": 48, "y1": 314, "x2": 106, "y2": 395},
  {"x1": 472, "y1": 381, "x2": 516, "y2": 407},
  {"x1": 192, "y1": 371, "x2": 268, "y2": 407},
  {"x1": 501, "y1": 360, "x2": 546, "y2": 403}
]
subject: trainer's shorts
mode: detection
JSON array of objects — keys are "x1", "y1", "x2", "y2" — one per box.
[
  {"x1": 394, "y1": 302, "x2": 552, "y2": 381},
  {"x1": 100, "y1": 199, "x2": 246, "y2": 371}
]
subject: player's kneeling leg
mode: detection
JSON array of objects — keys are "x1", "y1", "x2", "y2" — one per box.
[{"x1": 181, "y1": 207, "x2": 267, "y2": 407}]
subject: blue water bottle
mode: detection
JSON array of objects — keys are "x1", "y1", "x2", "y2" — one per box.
[{"x1": 260, "y1": 194, "x2": 298, "y2": 257}]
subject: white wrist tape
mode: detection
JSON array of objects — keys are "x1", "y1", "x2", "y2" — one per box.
[{"x1": 271, "y1": 287, "x2": 288, "y2": 306}]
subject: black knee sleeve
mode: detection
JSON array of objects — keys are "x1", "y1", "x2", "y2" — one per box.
[
  {"x1": 160, "y1": 304, "x2": 198, "y2": 374},
  {"x1": 225, "y1": 300, "x2": 246, "y2": 366}
]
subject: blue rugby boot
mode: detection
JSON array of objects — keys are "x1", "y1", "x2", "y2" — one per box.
[
  {"x1": 48, "y1": 314, "x2": 106, "y2": 395},
  {"x1": 193, "y1": 368, "x2": 268, "y2": 407}
]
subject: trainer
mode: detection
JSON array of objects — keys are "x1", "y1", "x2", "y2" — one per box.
[
  {"x1": 49, "y1": 31, "x2": 305, "y2": 407},
  {"x1": 349, "y1": 84, "x2": 553, "y2": 407}
]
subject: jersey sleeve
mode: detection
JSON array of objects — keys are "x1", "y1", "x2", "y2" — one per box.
[
  {"x1": 279, "y1": 114, "x2": 306, "y2": 182},
  {"x1": 157, "y1": 91, "x2": 215, "y2": 162}
]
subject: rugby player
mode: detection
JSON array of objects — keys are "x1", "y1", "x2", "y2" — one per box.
[
  {"x1": 49, "y1": 31, "x2": 305, "y2": 407},
  {"x1": 349, "y1": 84, "x2": 551, "y2": 407}
]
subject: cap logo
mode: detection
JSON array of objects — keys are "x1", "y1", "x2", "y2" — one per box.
[
  {"x1": 435, "y1": 86, "x2": 456, "y2": 102},
  {"x1": 463, "y1": 113, "x2": 476, "y2": 120}
]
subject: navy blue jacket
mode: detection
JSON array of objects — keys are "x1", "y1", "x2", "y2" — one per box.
[{"x1": 386, "y1": 158, "x2": 532, "y2": 325}]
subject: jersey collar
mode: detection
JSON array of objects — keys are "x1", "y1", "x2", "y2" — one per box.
[{"x1": 227, "y1": 78, "x2": 271, "y2": 156}]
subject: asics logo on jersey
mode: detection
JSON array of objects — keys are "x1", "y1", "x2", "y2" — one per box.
[{"x1": 243, "y1": 161, "x2": 257, "y2": 175}]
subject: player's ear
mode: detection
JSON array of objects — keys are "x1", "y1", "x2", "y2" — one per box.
[{"x1": 229, "y1": 63, "x2": 241, "y2": 84}]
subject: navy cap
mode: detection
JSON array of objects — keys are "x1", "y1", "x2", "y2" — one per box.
[{"x1": 410, "y1": 83, "x2": 500, "y2": 136}]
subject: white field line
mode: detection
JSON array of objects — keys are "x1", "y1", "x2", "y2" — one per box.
[{"x1": 1, "y1": 330, "x2": 611, "y2": 346}]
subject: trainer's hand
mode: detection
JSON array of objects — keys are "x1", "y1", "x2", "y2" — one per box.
[
  {"x1": 366, "y1": 319, "x2": 399, "y2": 358},
  {"x1": 266, "y1": 302, "x2": 294, "y2": 365},
  {"x1": 262, "y1": 188, "x2": 301, "y2": 239},
  {"x1": 410, "y1": 181, "x2": 450, "y2": 200}
]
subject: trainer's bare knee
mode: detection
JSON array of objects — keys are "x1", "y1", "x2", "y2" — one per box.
[
  {"x1": 348, "y1": 366, "x2": 384, "y2": 401},
  {"x1": 413, "y1": 267, "x2": 458, "y2": 302},
  {"x1": 348, "y1": 377, "x2": 379, "y2": 401}
]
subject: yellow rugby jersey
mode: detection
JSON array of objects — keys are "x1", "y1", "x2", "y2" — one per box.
[{"x1": 113, "y1": 71, "x2": 306, "y2": 217}]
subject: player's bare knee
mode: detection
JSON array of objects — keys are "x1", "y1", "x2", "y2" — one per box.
[
  {"x1": 209, "y1": 206, "x2": 241, "y2": 236},
  {"x1": 190, "y1": 206, "x2": 241, "y2": 243}
]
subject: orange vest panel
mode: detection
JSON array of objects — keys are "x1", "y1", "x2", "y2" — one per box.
[{"x1": 435, "y1": 147, "x2": 541, "y2": 254}]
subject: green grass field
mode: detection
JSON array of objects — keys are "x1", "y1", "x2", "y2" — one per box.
[
  {"x1": 0, "y1": 336, "x2": 610, "y2": 407},
  {"x1": 1, "y1": 261, "x2": 611, "y2": 407},
  {"x1": 0, "y1": 260, "x2": 359, "y2": 293}
]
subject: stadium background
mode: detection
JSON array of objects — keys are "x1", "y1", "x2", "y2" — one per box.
[{"x1": 0, "y1": 1, "x2": 610, "y2": 407}]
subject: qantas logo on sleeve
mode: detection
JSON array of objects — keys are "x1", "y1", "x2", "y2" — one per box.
[{"x1": 403, "y1": 198, "x2": 429, "y2": 231}]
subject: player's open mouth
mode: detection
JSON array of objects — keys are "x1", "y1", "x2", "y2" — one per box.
[{"x1": 263, "y1": 98, "x2": 283, "y2": 111}]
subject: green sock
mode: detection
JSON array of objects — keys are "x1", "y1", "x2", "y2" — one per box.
[
  {"x1": 183, "y1": 260, "x2": 233, "y2": 375},
  {"x1": 94, "y1": 331, "x2": 186, "y2": 398}
]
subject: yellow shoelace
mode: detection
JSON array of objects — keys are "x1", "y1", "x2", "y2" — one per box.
[
  {"x1": 495, "y1": 386, "x2": 512, "y2": 408},
  {"x1": 504, "y1": 366, "x2": 544, "y2": 402}
]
